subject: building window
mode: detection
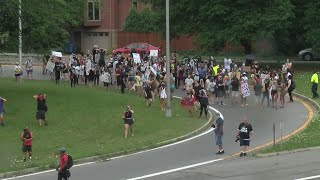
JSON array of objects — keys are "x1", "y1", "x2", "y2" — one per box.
[
  {"x1": 104, "y1": 32, "x2": 109, "y2": 36},
  {"x1": 88, "y1": 0, "x2": 100, "y2": 21},
  {"x1": 132, "y1": 1, "x2": 138, "y2": 10}
]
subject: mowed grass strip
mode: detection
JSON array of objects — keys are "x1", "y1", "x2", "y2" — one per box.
[
  {"x1": 0, "y1": 78, "x2": 205, "y2": 173},
  {"x1": 261, "y1": 71, "x2": 320, "y2": 153}
]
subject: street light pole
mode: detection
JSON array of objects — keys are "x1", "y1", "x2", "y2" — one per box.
[
  {"x1": 165, "y1": 0, "x2": 172, "y2": 117},
  {"x1": 18, "y1": 0, "x2": 22, "y2": 67}
]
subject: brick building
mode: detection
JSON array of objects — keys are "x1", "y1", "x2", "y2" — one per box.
[{"x1": 73, "y1": 0, "x2": 195, "y2": 53}]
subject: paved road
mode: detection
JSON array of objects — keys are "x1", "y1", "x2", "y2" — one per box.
[
  {"x1": 149, "y1": 148, "x2": 320, "y2": 180},
  {"x1": 0, "y1": 66, "x2": 311, "y2": 180}
]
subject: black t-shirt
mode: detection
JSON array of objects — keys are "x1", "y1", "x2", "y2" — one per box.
[
  {"x1": 194, "y1": 85, "x2": 203, "y2": 96},
  {"x1": 217, "y1": 80, "x2": 224, "y2": 91},
  {"x1": 231, "y1": 78, "x2": 239, "y2": 91},
  {"x1": 238, "y1": 122, "x2": 253, "y2": 139},
  {"x1": 124, "y1": 110, "x2": 132, "y2": 119},
  {"x1": 37, "y1": 95, "x2": 46, "y2": 111}
]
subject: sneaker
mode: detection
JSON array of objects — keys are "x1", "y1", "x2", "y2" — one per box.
[
  {"x1": 240, "y1": 153, "x2": 244, "y2": 157},
  {"x1": 216, "y1": 150, "x2": 225, "y2": 155}
]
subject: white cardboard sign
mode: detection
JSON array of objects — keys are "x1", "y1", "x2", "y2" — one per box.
[
  {"x1": 150, "y1": 50, "x2": 158, "y2": 57},
  {"x1": 46, "y1": 61, "x2": 55, "y2": 72},
  {"x1": 133, "y1": 53, "x2": 141, "y2": 64}
]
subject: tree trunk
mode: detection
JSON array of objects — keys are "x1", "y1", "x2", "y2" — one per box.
[{"x1": 240, "y1": 38, "x2": 253, "y2": 55}]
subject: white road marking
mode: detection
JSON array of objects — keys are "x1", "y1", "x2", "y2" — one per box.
[
  {"x1": 1, "y1": 98, "x2": 223, "y2": 180},
  {"x1": 126, "y1": 158, "x2": 223, "y2": 180},
  {"x1": 294, "y1": 175, "x2": 320, "y2": 180}
]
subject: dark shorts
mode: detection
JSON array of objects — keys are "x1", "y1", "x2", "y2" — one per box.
[
  {"x1": 123, "y1": 118, "x2": 134, "y2": 125},
  {"x1": 27, "y1": 69, "x2": 33, "y2": 74},
  {"x1": 240, "y1": 138, "x2": 250, "y2": 146},
  {"x1": 36, "y1": 110, "x2": 46, "y2": 120},
  {"x1": 271, "y1": 90, "x2": 277, "y2": 95},
  {"x1": 15, "y1": 73, "x2": 21, "y2": 77},
  {"x1": 22, "y1": 145, "x2": 32, "y2": 153}
]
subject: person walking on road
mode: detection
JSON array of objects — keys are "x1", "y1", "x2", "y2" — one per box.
[
  {"x1": 199, "y1": 89, "x2": 209, "y2": 118},
  {"x1": 122, "y1": 106, "x2": 134, "y2": 138},
  {"x1": 0, "y1": 96, "x2": 7, "y2": 127},
  {"x1": 213, "y1": 112, "x2": 224, "y2": 154},
  {"x1": 21, "y1": 127, "x2": 32, "y2": 162},
  {"x1": 33, "y1": 94, "x2": 48, "y2": 126},
  {"x1": 238, "y1": 117, "x2": 253, "y2": 157},
  {"x1": 56, "y1": 147, "x2": 71, "y2": 180},
  {"x1": 311, "y1": 71, "x2": 319, "y2": 99},
  {"x1": 287, "y1": 75, "x2": 294, "y2": 102}
]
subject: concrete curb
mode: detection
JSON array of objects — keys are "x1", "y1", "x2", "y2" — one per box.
[
  {"x1": 255, "y1": 145, "x2": 320, "y2": 158},
  {"x1": 0, "y1": 101, "x2": 215, "y2": 179},
  {"x1": 253, "y1": 92, "x2": 320, "y2": 158}
]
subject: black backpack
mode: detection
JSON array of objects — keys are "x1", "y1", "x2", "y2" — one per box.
[{"x1": 66, "y1": 155, "x2": 73, "y2": 169}]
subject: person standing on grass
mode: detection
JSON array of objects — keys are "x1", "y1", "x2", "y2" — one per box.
[
  {"x1": 213, "y1": 112, "x2": 224, "y2": 155},
  {"x1": 199, "y1": 89, "x2": 209, "y2": 119},
  {"x1": 56, "y1": 147, "x2": 71, "y2": 180},
  {"x1": 0, "y1": 96, "x2": 7, "y2": 127},
  {"x1": 144, "y1": 81, "x2": 153, "y2": 108},
  {"x1": 311, "y1": 71, "x2": 319, "y2": 99},
  {"x1": 21, "y1": 127, "x2": 32, "y2": 162},
  {"x1": 25, "y1": 58, "x2": 33, "y2": 80},
  {"x1": 159, "y1": 81, "x2": 168, "y2": 111},
  {"x1": 238, "y1": 117, "x2": 253, "y2": 157},
  {"x1": 54, "y1": 59, "x2": 62, "y2": 84},
  {"x1": 14, "y1": 62, "x2": 22, "y2": 83},
  {"x1": 33, "y1": 94, "x2": 48, "y2": 126},
  {"x1": 122, "y1": 106, "x2": 134, "y2": 138}
]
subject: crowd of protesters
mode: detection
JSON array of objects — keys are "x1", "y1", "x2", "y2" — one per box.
[{"x1": 5, "y1": 45, "x2": 301, "y2": 163}]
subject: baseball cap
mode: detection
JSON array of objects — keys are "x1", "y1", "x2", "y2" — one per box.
[{"x1": 58, "y1": 147, "x2": 66, "y2": 152}]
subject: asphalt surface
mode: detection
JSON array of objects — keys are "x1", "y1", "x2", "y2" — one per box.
[
  {"x1": 149, "y1": 149, "x2": 320, "y2": 180},
  {"x1": 0, "y1": 66, "x2": 311, "y2": 180}
]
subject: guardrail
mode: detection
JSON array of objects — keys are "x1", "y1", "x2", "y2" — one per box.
[{"x1": 0, "y1": 53, "x2": 43, "y2": 64}]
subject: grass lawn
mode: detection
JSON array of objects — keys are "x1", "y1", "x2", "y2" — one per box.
[
  {"x1": 0, "y1": 78, "x2": 205, "y2": 173},
  {"x1": 260, "y1": 71, "x2": 320, "y2": 153}
]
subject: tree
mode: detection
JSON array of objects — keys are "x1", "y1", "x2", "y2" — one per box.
[
  {"x1": 123, "y1": 8, "x2": 159, "y2": 33},
  {"x1": 126, "y1": 0, "x2": 294, "y2": 55},
  {"x1": 303, "y1": 0, "x2": 320, "y2": 46},
  {"x1": 0, "y1": 0, "x2": 86, "y2": 53}
]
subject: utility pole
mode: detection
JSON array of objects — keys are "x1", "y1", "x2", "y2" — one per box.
[
  {"x1": 18, "y1": 0, "x2": 22, "y2": 67},
  {"x1": 165, "y1": 0, "x2": 171, "y2": 117}
]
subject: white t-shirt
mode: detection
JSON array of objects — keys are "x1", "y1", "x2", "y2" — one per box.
[
  {"x1": 185, "y1": 78, "x2": 194, "y2": 86},
  {"x1": 160, "y1": 87, "x2": 167, "y2": 99},
  {"x1": 224, "y1": 58, "x2": 232, "y2": 70}
]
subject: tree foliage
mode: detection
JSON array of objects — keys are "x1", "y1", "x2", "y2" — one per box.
[
  {"x1": 125, "y1": 0, "x2": 300, "y2": 54},
  {"x1": 123, "y1": 8, "x2": 160, "y2": 33},
  {"x1": 303, "y1": 0, "x2": 320, "y2": 46},
  {"x1": 0, "y1": 0, "x2": 86, "y2": 53}
]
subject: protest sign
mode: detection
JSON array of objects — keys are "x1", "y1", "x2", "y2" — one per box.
[
  {"x1": 132, "y1": 53, "x2": 141, "y2": 64},
  {"x1": 150, "y1": 66, "x2": 157, "y2": 75},
  {"x1": 150, "y1": 50, "x2": 158, "y2": 57},
  {"x1": 51, "y1": 51, "x2": 62, "y2": 58},
  {"x1": 241, "y1": 82, "x2": 250, "y2": 98},
  {"x1": 46, "y1": 61, "x2": 55, "y2": 72}
]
